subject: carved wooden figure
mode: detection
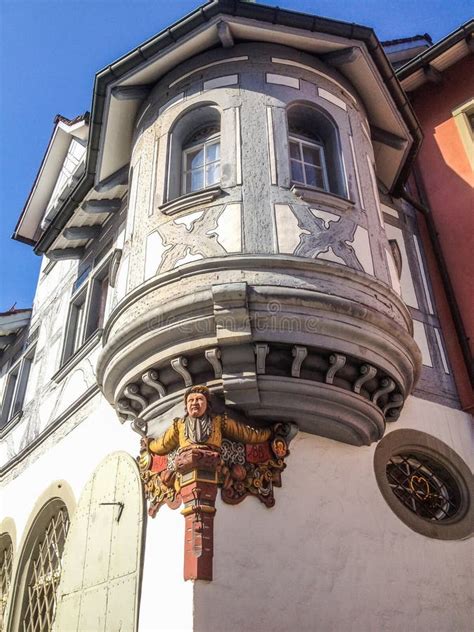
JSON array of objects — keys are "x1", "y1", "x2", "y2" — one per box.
[{"x1": 138, "y1": 385, "x2": 295, "y2": 580}]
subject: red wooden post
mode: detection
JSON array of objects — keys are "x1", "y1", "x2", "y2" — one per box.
[{"x1": 175, "y1": 446, "x2": 221, "y2": 581}]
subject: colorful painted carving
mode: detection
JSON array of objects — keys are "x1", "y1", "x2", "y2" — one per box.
[{"x1": 137, "y1": 385, "x2": 294, "y2": 580}]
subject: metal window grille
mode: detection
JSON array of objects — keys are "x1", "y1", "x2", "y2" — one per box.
[
  {"x1": 386, "y1": 453, "x2": 461, "y2": 521},
  {"x1": 1, "y1": 539, "x2": 13, "y2": 629},
  {"x1": 22, "y1": 509, "x2": 70, "y2": 632}
]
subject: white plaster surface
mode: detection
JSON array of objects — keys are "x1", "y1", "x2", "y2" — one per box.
[
  {"x1": 274, "y1": 204, "x2": 304, "y2": 254},
  {"x1": 173, "y1": 248, "x2": 204, "y2": 268},
  {"x1": 266, "y1": 73, "x2": 300, "y2": 89},
  {"x1": 434, "y1": 327, "x2": 450, "y2": 374},
  {"x1": 385, "y1": 223, "x2": 419, "y2": 308},
  {"x1": 413, "y1": 319, "x2": 433, "y2": 367},
  {"x1": 194, "y1": 398, "x2": 473, "y2": 632},
  {"x1": 145, "y1": 231, "x2": 170, "y2": 281},
  {"x1": 351, "y1": 225, "x2": 374, "y2": 275},
  {"x1": 215, "y1": 203, "x2": 242, "y2": 252},
  {"x1": 318, "y1": 87, "x2": 347, "y2": 110},
  {"x1": 413, "y1": 234, "x2": 435, "y2": 314},
  {"x1": 381, "y1": 203, "x2": 399, "y2": 218},
  {"x1": 174, "y1": 211, "x2": 204, "y2": 231},
  {"x1": 139, "y1": 506, "x2": 193, "y2": 632},
  {"x1": 309, "y1": 208, "x2": 339, "y2": 228},
  {"x1": 366, "y1": 155, "x2": 384, "y2": 227},
  {"x1": 203, "y1": 74, "x2": 238, "y2": 90},
  {"x1": 317, "y1": 246, "x2": 346, "y2": 265}
]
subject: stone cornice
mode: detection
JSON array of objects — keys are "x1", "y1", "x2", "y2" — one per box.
[{"x1": 102, "y1": 255, "x2": 414, "y2": 346}]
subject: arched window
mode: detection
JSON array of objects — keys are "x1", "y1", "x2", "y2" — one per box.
[
  {"x1": 18, "y1": 504, "x2": 70, "y2": 632},
  {"x1": 287, "y1": 104, "x2": 346, "y2": 197},
  {"x1": 0, "y1": 534, "x2": 13, "y2": 629},
  {"x1": 166, "y1": 104, "x2": 221, "y2": 201}
]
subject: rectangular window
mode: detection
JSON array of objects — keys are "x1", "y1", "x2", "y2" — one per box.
[
  {"x1": 62, "y1": 255, "x2": 112, "y2": 365},
  {"x1": 289, "y1": 136, "x2": 329, "y2": 191},
  {"x1": 182, "y1": 137, "x2": 220, "y2": 194},
  {"x1": 0, "y1": 345, "x2": 36, "y2": 427}
]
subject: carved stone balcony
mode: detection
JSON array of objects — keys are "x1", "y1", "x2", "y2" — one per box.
[{"x1": 96, "y1": 255, "x2": 421, "y2": 446}]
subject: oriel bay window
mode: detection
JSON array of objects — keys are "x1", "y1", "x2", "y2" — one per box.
[{"x1": 62, "y1": 255, "x2": 110, "y2": 364}]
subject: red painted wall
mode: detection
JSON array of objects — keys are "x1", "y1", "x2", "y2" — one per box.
[{"x1": 409, "y1": 55, "x2": 473, "y2": 411}]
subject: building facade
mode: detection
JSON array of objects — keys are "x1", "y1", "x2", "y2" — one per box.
[{"x1": 1, "y1": 3, "x2": 472, "y2": 631}]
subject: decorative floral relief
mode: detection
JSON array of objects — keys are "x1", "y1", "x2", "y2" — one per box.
[{"x1": 157, "y1": 205, "x2": 227, "y2": 272}]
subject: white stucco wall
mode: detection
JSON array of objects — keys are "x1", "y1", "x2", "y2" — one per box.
[
  {"x1": 1, "y1": 396, "x2": 193, "y2": 632},
  {"x1": 193, "y1": 396, "x2": 473, "y2": 632}
]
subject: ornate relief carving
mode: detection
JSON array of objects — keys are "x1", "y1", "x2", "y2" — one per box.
[
  {"x1": 291, "y1": 204, "x2": 364, "y2": 270},
  {"x1": 157, "y1": 205, "x2": 227, "y2": 272},
  {"x1": 136, "y1": 386, "x2": 295, "y2": 580},
  {"x1": 116, "y1": 343, "x2": 406, "y2": 428}
]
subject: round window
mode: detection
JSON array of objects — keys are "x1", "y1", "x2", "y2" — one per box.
[
  {"x1": 374, "y1": 430, "x2": 473, "y2": 540},
  {"x1": 386, "y1": 453, "x2": 461, "y2": 522}
]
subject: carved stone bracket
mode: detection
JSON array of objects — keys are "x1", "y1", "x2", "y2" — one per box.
[
  {"x1": 171, "y1": 356, "x2": 193, "y2": 387},
  {"x1": 291, "y1": 345, "x2": 308, "y2": 377},
  {"x1": 116, "y1": 343, "x2": 407, "y2": 436},
  {"x1": 326, "y1": 353, "x2": 346, "y2": 384},
  {"x1": 205, "y1": 348, "x2": 223, "y2": 379}
]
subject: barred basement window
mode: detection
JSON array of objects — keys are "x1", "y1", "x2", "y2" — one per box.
[
  {"x1": 387, "y1": 453, "x2": 461, "y2": 521},
  {"x1": 21, "y1": 509, "x2": 69, "y2": 632},
  {"x1": 1, "y1": 536, "x2": 13, "y2": 627}
]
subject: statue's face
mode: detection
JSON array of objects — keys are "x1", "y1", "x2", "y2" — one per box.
[{"x1": 186, "y1": 393, "x2": 208, "y2": 418}]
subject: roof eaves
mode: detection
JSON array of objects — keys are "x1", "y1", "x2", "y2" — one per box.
[
  {"x1": 13, "y1": 111, "x2": 90, "y2": 244},
  {"x1": 397, "y1": 19, "x2": 474, "y2": 80},
  {"x1": 34, "y1": 0, "x2": 422, "y2": 252}
]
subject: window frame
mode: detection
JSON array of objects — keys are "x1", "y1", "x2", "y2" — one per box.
[
  {"x1": 374, "y1": 429, "x2": 473, "y2": 540},
  {"x1": 61, "y1": 252, "x2": 112, "y2": 366},
  {"x1": 0, "y1": 343, "x2": 36, "y2": 428},
  {"x1": 164, "y1": 104, "x2": 222, "y2": 203},
  {"x1": 289, "y1": 133, "x2": 330, "y2": 192},
  {"x1": 181, "y1": 131, "x2": 221, "y2": 195},
  {"x1": 286, "y1": 102, "x2": 347, "y2": 198}
]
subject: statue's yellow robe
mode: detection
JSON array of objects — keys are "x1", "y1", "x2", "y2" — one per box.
[{"x1": 148, "y1": 414, "x2": 271, "y2": 454}]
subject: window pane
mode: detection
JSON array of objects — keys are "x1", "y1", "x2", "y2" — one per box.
[
  {"x1": 72, "y1": 302, "x2": 85, "y2": 354},
  {"x1": 291, "y1": 160, "x2": 304, "y2": 184},
  {"x1": 302, "y1": 144, "x2": 321, "y2": 167},
  {"x1": 187, "y1": 168, "x2": 204, "y2": 192},
  {"x1": 186, "y1": 147, "x2": 204, "y2": 170},
  {"x1": 205, "y1": 162, "x2": 220, "y2": 186},
  {"x1": 206, "y1": 141, "x2": 220, "y2": 163},
  {"x1": 289, "y1": 141, "x2": 300, "y2": 160},
  {"x1": 305, "y1": 165, "x2": 325, "y2": 189}
]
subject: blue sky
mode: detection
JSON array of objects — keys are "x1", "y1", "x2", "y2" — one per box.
[{"x1": 0, "y1": 0, "x2": 472, "y2": 311}]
